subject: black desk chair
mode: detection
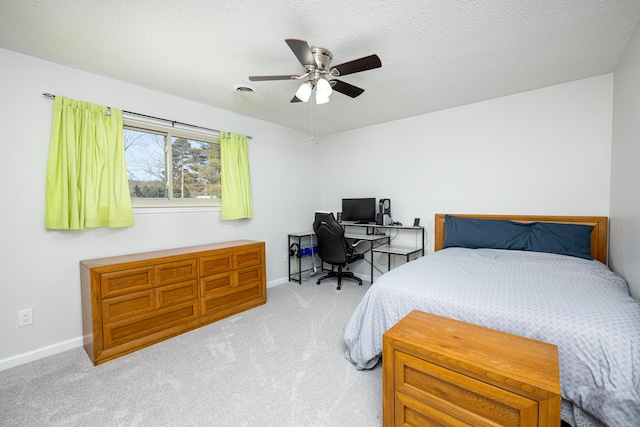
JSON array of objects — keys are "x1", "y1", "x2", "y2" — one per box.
[{"x1": 313, "y1": 211, "x2": 364, "y2": 290}]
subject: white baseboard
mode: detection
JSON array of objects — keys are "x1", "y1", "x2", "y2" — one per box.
[
  {"x1": 0, "y1": 336, "x2": 83, "y2": 372},
  {"x1": 267, "y1": 277, "x2": 290, "y2": 288},
  {"x1": 1, "y1": 279, "x2": 290, "y2": 372}
]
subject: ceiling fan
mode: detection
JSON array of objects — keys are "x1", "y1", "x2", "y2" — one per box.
[{"x1": 249, "y1": 38, "x2": 382, "y2": 105}]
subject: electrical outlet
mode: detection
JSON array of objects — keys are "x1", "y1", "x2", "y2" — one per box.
[{"x1": 18, "y1": 309, "x2": 33, "y2": 327}]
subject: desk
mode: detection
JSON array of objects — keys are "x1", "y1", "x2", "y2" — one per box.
[
  {"x1": 344, "y1": 232, "x2": 389, "y2": 283},
  {"x1": 288, "y1": 230, "x2": 387, "y2": 285},
  {"x1": 342, "y1": 223, "x2": 425, "y2": 278},
  {"x1": 373, "y1": 245, "x2": 423, "y2": 272},
  {"x1": 288, "y1": 222, "x2": 423, "y2": 285}
]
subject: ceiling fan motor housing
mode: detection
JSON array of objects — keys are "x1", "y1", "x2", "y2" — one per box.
[{"x1": 310, "y1": 47, "x2": 333, "y2": 72}]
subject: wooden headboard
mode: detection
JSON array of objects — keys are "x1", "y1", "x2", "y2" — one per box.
[{"x1": 434, "y1": 214, "x2": 608, "y2": 264}]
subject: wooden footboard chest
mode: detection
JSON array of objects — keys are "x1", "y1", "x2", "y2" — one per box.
[
  {"x1": 382, "y1": 310, "x2": 560, "y2": 426},
  {"x1": 80, "y1": 240, "x2": 266, "y2": 365}
]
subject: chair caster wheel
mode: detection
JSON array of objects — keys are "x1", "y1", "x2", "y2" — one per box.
[{"x1": 316, "y1": 280, "x2": 321, "y2": 285}]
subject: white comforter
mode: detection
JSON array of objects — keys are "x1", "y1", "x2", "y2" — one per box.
[{"x1": 343, "y1": 248, "x2": 640, "y2": 426}]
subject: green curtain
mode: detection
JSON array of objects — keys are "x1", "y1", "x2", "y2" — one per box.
[
  {"x1": 45, "y1": 96, "x2": 134, "y2": 229},
  {"x1": 220, "y1": 131, "x2": 253, "y2": 220}
]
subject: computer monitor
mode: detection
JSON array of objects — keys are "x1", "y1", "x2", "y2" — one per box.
[{"x1": 341, "y1": 198, "x2": 376, "y2": 224}]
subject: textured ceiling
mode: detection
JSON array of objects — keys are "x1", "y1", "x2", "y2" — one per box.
[{"x1": 1, "y1": 1, "x2": 639, "y2": 136}]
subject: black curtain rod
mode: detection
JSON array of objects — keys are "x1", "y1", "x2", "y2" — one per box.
[{"x1": 42, "y1": 93, "x2": 252, "y2": 139}]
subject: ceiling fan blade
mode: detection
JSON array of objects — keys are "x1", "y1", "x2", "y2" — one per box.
[
  {"x1": 331, "y1": 54, "x2": 381, "y2": 76},
  {"x1": 330, "y1": 79, "x2": 365, "y2": 98},
  {"x1": 285, "y1": 38, "x2": 315, "y2": 67},
  {"x1": 290, "y1": 95, "x2": 303, "y2": 103},
  {"x1": 249, "y1": 75, "x2": 299, "y2": 81}
]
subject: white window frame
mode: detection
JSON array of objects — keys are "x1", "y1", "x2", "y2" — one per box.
[{"x1": 124, "y1": 116, "x2": 222, "y2": 209}]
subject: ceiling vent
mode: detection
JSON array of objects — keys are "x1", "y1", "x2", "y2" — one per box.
[{"x1": 234, "y1": 84, "x2": 256, "y2": 93}]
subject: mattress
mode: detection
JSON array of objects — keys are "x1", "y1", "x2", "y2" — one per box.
[{"x1": 343, "y1": 247, "x2": 640, "y2": 426}]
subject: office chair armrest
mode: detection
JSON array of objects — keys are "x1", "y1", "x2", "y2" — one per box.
[
  {"x1": 347, "y1": 240, "x2": 366, "y2": 262},
  {"x1": 350, "y1": 239, "x2": 365, "y2": 248}
]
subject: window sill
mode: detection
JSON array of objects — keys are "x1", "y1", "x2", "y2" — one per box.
[{"x1": 133, "y1": 206, "x2": 221, "y2": 214}]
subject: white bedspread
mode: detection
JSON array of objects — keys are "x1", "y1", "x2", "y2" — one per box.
[{"x1": 343, "y1": 248, "x2": 640, "y2": 426}]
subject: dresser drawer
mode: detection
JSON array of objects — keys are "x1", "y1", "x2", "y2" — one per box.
[
  {"x1": 100, "y1": 266, "x2": 154, "y2": 298},
  {"x1": 156, "y1": 280, "x2": 198, "y2": 308},
  {"x1": 200, "y1": 253, "x2": 233, "y2": 276},
  {"x1": 200, "y1": 247, "x2": 262, "y2": 277},
  {"x1": 395, "y1": 352, "x2": 537, "y2": 426},
  {"x1": 103, "y1": 300, "x2": 199, "y2": 349},
  {"x1": 200, "y1": 265, "x2": 263, "y2": 297},
  {"x1": 201, "y1": 284, "x2": 263, "y2": 318},
  {"x1": 200, "y1": 266, "x2": 264, "y2": 318},
  {"x1": 234, "y1": 247, "x2": 262, "y2": 269},
  {"x1": 236, "y1": 264, "x2": 263, "y2": 287},
  {"x1": 200, "y1": 271, "x2": 233, "y2": 296},
  {"x1": 102, "y1": 289, "x2": 155, "y2": 323},
  {"x1": 396, "y1": 392, "x2": 470, "y2": 427},
  {"x1": 155, "y1": 258, "x2": 197, "y2": 286},
  {"x1": 100, "y1": 267, "x2": 198, "y2": 339}
]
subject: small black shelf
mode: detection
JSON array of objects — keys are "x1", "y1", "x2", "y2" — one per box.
[{"x1": 287, "y1": 231, "x2": 318, "y2": 284}]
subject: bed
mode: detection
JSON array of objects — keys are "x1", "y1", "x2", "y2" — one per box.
[{"x1": 343, "y1": 214, "x2": 640, "y2": 427}]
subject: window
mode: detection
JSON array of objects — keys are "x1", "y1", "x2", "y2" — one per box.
[{"x1": 124, "y1": 120, "x2": 221, "y2": 207}]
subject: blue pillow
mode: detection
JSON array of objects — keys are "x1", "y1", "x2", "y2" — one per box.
[
  {"x1": 443, "y1": 215, "x2": 529, "y2": 250},
  {"x1": 443, "y1": 215, "x2": 594, "y2": 260},
  {"x1": 527, "y1": 222, "x2": 593, "y2": 260}
]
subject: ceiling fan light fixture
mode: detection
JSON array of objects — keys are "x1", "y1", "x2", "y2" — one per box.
[
  {"x1": 316, "y1": 77, "x2": 332, "y2": 97},
  {"x1": 316, "y1": 91, "x2": 330, "y2": 105},
  {"x1": 296, "y1": 81, "x2": 313, "y2": 102}
]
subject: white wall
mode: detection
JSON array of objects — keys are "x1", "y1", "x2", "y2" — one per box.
[
  {"x1": 610, "y1": 22, "x2": 640, "y2": 299},
  {"x1": 0, "y1": 45, "x2": 622, "y2": 370},
  {"x1": 320, "y1": 75, "x2": 614, "y2": 277},
  {"x1": 0, "y1": 48, "x2": 321, "y2": 369}
]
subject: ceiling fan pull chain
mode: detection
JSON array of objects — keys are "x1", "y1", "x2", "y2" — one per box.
[{"x1": 311, "y1": 100, "x2": 319, "y2": 143}]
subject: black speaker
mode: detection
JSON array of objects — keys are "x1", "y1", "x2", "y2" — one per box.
[
  {"x1": 337, "y1": 212, "x2": 342, "y2": 222},
  {"x1": 379, "y1": 199, "x2": 391, "y2": 225}
]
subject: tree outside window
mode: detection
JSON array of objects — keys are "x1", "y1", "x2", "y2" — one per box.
[{"x1": 124, "y1": 124, "x2": 221, "y2": 207}]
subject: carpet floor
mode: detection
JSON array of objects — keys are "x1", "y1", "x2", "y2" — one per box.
[{"x1": 0, "y1": 279, "x2": 382, "y2": 427}]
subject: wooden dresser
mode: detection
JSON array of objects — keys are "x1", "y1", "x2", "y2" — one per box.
[
  {"x1": 80, "y1": 240, "x2": 266, "y2": 365},
  {"x1": 382, "y1": 310, "x2": 560, "y2": 426}
]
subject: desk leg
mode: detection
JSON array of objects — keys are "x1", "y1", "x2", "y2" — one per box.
[{"x1": 370, "y1": 241, "x2": 374, "y2": 284}]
